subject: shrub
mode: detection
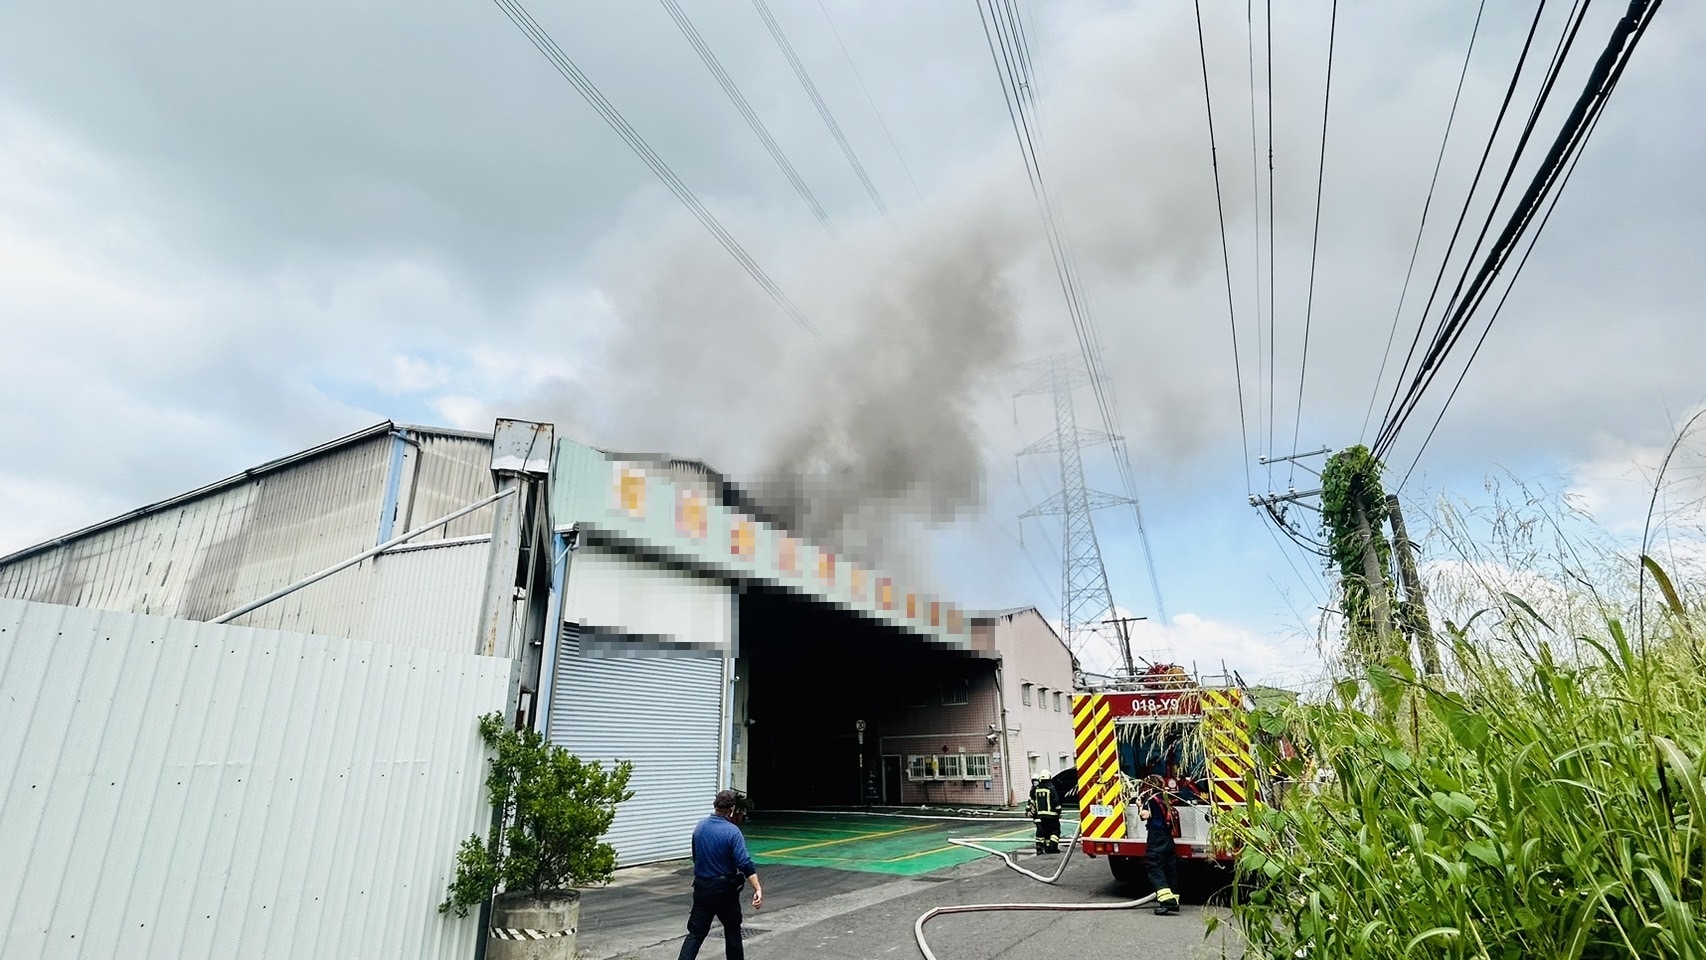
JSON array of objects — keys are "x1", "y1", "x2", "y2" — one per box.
[{"x1": 440, "y1": 712, "x2": 634, "y2": 917}]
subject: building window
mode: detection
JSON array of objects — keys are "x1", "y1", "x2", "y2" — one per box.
[
  {"x1": 1021, "y1": 683, "x2": 1032, "y2": 706},
  {"x1": 1059, "y1": 754, "x2": 1071, "y2": 772},
  {"x1": 1053, "y1": 691, "x2": 1063, "y2": 712},
  {"x1": 941, "y1": 678, "x2": 969, "y2": 705},
  {"x1": 1027, "y1": 754, "x2": 1040, "y2": 777},
  {"x1": 907, "y1": 754, "x2": 990, "y2": 781}
]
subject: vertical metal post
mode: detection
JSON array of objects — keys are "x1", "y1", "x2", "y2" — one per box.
[
  {"x1": 534, "y1": 530, "x2": 572, "y2": 736},
  {"x1": 476, "y1": 420, "x2": 554, "y2": 663},
  {"x1": 719, "y1": 646, "x2": 734, "y2": 791},
  {"x1": 993, "y1": 661, "x2": 1016, "y2": 805},
  {"x1": 375, "y1": 429, "x2": 409, "y2": 544},
  {"x1": 476, "y1": 474, "x2": 527, "y2": 659}
]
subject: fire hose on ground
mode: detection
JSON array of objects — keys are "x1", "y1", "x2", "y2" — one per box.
[{"x1": 913, "y1": 832, "x2": 1159, "y2": 959}]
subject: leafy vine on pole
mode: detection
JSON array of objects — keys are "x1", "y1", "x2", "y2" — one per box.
[{"x1": 1321, "y1": 445, "x2": 1401, "y2": 670}]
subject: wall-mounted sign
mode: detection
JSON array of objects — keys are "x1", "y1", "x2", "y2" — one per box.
[
  {"x1": 676, "y1": 489, "x2": 707, "y2": 539},
  {"x1": 730, "y1": 517, "x2": 756, "y2": 559},
  {"x1": 617, "y1": 466, "x2": 647, "y2": 519}
]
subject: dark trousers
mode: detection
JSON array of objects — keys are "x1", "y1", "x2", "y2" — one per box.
[
  {"x1": 1034, "y1": 814, "x2": 1061, "y2": 852},
  {"x1": 1147, "y1": 844, "x2": 1179, "y2": 902},
  {"x1": 677, "y1": 876, "x2": 745, "y2": 960}
]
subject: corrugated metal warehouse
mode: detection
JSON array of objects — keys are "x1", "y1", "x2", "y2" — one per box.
[
  {"x1": 0, "y1": 422, "x2": 504, "y2": 653},
  {"x1": 0, "y1": 416, "x2": 1076, "y2": 955}
]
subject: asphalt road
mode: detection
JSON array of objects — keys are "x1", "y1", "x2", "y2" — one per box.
[{"x1": 581, "y1": 843, "x2": 1245, "y2": 960}]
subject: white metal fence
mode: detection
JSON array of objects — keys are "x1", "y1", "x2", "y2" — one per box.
[{"x1": 0, "y1": 598, "x2": 513, "y2": 960}]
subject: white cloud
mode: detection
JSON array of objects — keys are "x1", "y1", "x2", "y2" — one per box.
[{"x1": 1059, "y1": 607, "x2": 1325, "y2": 692}]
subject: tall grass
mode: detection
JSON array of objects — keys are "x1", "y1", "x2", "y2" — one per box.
[
  {"x1": 1231, "y1": 599, "x2": 1706, "y2": 958},
  {"x1": 1228, "y1": 413, "x2": 1706, "y2": 960}
]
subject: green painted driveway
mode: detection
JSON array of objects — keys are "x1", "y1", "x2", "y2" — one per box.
[{"x1": 744, "y1": 812, "x2": 1046, "y2": 877}]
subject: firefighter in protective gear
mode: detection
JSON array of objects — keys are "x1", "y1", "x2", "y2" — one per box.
[
  {"x1": 1139, "y1": 775, "x2": 1181, "y2": 915},
  {"x1": 1029, "y1": 770, "x2": 1063, "y2": 854}
]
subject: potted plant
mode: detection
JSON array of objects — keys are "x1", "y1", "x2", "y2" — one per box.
[{"x1": 441, "y1": 713, "x2": 634, "y2": 959}]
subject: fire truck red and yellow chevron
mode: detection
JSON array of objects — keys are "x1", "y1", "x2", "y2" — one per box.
[
  {"x1": 1202, "y1": 687, "x2": 1256, "y2": 808},
  {"x1": 1071, "y1": 687, "x2": 1261, "y2": 845},
  {"x1": 1071, "y1": 694, "x2": 1127, "y2": 841}
]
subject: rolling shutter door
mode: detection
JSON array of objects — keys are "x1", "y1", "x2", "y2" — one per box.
[{"x1": 548, "y1": 627, "x2": 724, "y2": 866}]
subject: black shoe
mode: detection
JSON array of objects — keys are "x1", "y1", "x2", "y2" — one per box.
[
  {"x1": 1034, "y1": 845, "x2": 1046, "y2": 854},
  {"x1": 1154, "y1": 904, "x2": 1170, "y2": 915},
  {"x1": 1165, "y1": 902, "x2": 1182, "y2": 915}
]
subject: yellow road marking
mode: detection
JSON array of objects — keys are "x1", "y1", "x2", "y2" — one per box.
[
  {"x1": 882, "y1": 827, "x2": 1033, "y2": 863},
  {"x1": 759, "y1": 823, "x2": 934, "y2": 857}
]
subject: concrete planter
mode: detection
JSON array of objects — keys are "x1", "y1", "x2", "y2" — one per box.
[{"x1": 487, "y1": 889, "x2": 580, "y2": 960}]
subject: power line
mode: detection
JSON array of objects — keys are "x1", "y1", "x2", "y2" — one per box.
[
  {"x1": 1377, "y1": 0, "x2": 1661, "y2": 460},
  {"x1": 990, "y1": 0, "x2": 1156, "y2": 604},
  {"x1": 1192, "y1": 0, "x2": 1254, "y2": 493},
  {"x1": 1359, "y1": 0, "x2": 1488, "y2": 442},
  {"x1": 1370, "y1": 1, "x2": 1554, "y2": 450},
  {"x1": 751, "y1": 0, "x2": 888, "y2": 215},
  {"x1": 1288, "y1": 0, "x2": 1339, "y2": 479},
  {"x1": 1245, "y1": 0, "x2": 1267, "y2": 472},
  {"x1": 976, "y1": 0, "x2": 1168, "y2": 622},
  {"x1": 1263, "y1": 0, "x2": 1277, "y2": 472},
  {"x1": 1383, "y1": 0, "x2": 1593, "y2": 445},
  {"x1": 1396, "y1": 3, "x2": 1656, "y2": 486},
  {"x1": 658, "y1": 0, "x2": 834, "y2": 231},
  {"x1": 490, "y1": 0, "x2": 817, "y2": 335},
  {"x1": 814, "y1": 0, "x2": 923, "y2": 201}
]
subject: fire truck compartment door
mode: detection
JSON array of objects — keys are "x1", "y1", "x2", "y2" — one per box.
[{"x1": 1176, "y1": 805, "x2": 1212, "y2": 845}]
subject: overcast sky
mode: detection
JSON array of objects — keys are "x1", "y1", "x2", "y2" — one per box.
[{"x1": 2, "y1": 0, "x2": 1701, "y2": 684}]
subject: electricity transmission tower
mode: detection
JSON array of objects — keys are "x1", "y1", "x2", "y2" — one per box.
[{"x1": 1017, "y1": 355, "x2": 1135, "y2": 656}]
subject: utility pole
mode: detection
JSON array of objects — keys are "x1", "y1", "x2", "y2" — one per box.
[
  {"x1": 1016, "y1": 355, "x2": 1135, "y2": 654},
  {"x1": 1101, "y1": 615, "x2": 1149, "y2": 677},
  {"x1": 1385, "y1": 494, "x2": 1439, "y2": 677},
  {"x1": 1351, "y1": 496, "x2": 1396, "y2": 661}
]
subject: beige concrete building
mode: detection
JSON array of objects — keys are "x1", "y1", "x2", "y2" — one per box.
[
  {"x1": 974, "y1": 607, "x2": 1078, "y2": 804},
  {"x1": 861, "y1": 606, "x2": 1079, "y2": 808}
]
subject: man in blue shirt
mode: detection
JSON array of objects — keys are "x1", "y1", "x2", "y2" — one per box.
[{"x1": 678, "y1": 790, "x2": 764, "y2": 960}]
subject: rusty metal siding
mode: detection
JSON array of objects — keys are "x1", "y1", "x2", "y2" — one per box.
[{"x1": 0, "y1": 597, "x2": 512, "y2": 960}]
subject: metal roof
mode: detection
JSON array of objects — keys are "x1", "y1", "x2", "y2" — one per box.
[
  {"x1": 968, "y1": 606, "x2": 1037, "y2": 621},
  {"x1": 0, "y1": 421, "x2": 499, "y2": 568}
]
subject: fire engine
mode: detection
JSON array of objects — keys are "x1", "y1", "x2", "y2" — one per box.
[{"x1": 1069, "y1": 663, "x2": 1273, "y2": 883}]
